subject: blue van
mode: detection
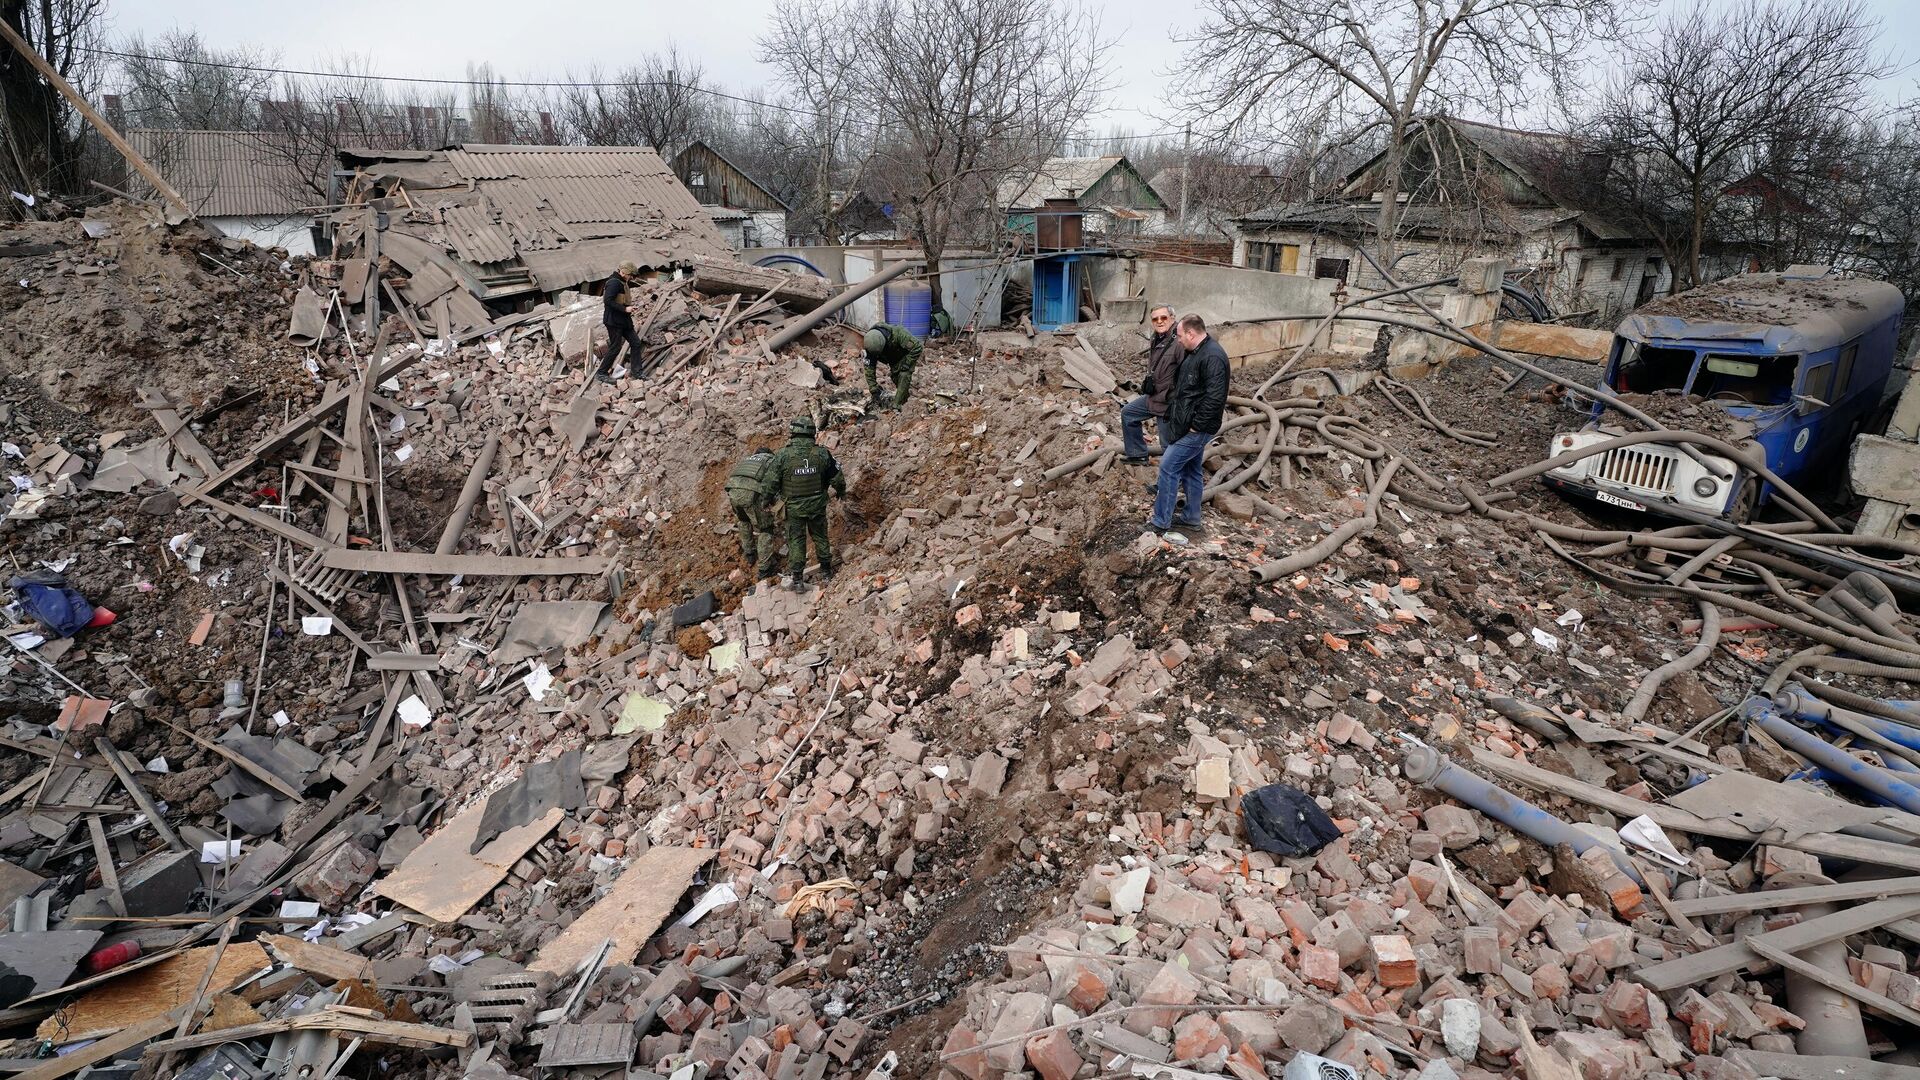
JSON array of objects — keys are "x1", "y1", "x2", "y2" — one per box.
[{"x1": 1545, "y1": 268, "x2": 1905, "y2": 520}]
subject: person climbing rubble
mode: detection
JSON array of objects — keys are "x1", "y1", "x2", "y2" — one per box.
[
  {"x1": 1150, "y1": 313, "x2": 1230, "y2": 533},
  {"x1": 1120, "y1": 304, "x2": 1186, "y2": 465},
  {"x1": 772, "y1": 415, "x2": 846, "y2": 588},
  {"x1": 596, "y1": 261, "x2": 646, "y2": 383},
  {"x1": 726, "y1": 445, "x2": 784, "y2": 584},
  {"x1": 861, "y1": 322, "x2": 922, "y2": 411}
]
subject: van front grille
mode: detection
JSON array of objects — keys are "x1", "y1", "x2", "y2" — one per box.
[{"x1": 1593, "y1": 446, "x2": 1677, "y2": 493}]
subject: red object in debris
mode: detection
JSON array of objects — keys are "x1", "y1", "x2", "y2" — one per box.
[
  {"x1": 86, "y1": 607, "x2": 117, "y2": 628},
  {"x1": 254, "y1": 485, "x2": 279, "y2": 500},
  {"x1": 81, "y1": 940, "x2": 142, "y2": 974}
]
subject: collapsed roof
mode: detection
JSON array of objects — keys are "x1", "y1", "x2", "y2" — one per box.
[{"x1": 329, "y1": 144, "x2": 735, "y2": 333}]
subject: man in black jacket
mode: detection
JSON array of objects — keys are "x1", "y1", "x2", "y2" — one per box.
[
  {"x1": 1120, "y1": 305, "x2": 1185, "y2": 464},
  {"x1": 596, "y1": 262, "x2": 646, "y2": 382},
  {"x1": 1151, "y1": 314, "x2": 1230, "y2": 532}
]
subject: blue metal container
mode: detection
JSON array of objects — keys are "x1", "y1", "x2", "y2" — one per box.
[{"x1": 882, "y1": 280, "x2": 933, "y2": 338}]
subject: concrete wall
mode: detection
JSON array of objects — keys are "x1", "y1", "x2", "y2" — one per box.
[
  {"x1": 206, "y1": 215, "x2": 315, "y2": 257},
  {"x1": 1087, "y1": 256, "x2": 1338, "y2": 325}
]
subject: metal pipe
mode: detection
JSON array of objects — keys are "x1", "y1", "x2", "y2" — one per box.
[
  {"x1": 766, "y1": 261, "x2": 915, "y2": 352},
  {"x1": 1787, "y1": 900, "x2": 1872, "y2": 1057},
  {"x1": 1621, "y1": 602, "x2": 1720, "y2": 723},
  {"x1": 436, "y1": 435, "x2": 499, "y2": 556},
  {"x1": 1744, "y1": 699, "x2": 1920, "y2": 816},
  {"x1": 1401, "y1": 743, "x2": 1645, "y2": 885},
  {"x1": 1774, "y1": 688, "x2": 1920, "y2": 761}
]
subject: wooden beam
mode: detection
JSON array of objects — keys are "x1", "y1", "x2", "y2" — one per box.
[
  {"x1": 86, "y1": 815, "x2": 125, "y2": 918},
  {"x1": 1470, "y1": 747, "x2": 1920, "y2": 874},
  {"x1": 159, "y1": 720, "x2": 306, "y2": 803},
  {"x1": 1725, "y1": 1051, "x2": 1920, "y2": 1080},
  {"x1": 1633, "y1": 895, "x2": 1920, "y2": 992},
  {"x1": 141, "y1": 1008, "x2": 472, "y2": 1055},
  {"x1": 1670, "y1": 877, "x2": 1920, "y2": 918},
  {"x1": 318, "y1": 549, "x2": 611, "y2": 577},
  {"x1": 1747, "y1": 937, "x2": 1920, "y2": 1029},
  {"x1": 0, "y1": 21, "x2": 194, "y2": 219},
  {"x1": 195, "y1": 494, "x2": 331, "y2": 551},
  {"x1": 94, "y1": 738, "x2": 190, "y2": 855},
  {"x1": 137, "y1": 388, "x2": 223, "y2": 479},
  {"x1": 14, "y1": 1012, "x2": 182, "y2": 1080}
]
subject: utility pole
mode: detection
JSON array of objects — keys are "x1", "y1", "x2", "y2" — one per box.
[
  {"x1": 0, "y1": 17, "x2": 194, "y2": 218},
  {"x1": 1178, "y1": 121, "x2": 1191, "y2": 234}
]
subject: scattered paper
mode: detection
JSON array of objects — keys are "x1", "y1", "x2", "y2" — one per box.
[
  {"x1": 1620, "y1": 815, "x2": 1689, "y2": 867},
  {"x1": 674, "y1": 883, "x2": 739, "y2": 928},
  {"x1": 523, "y1": 662, "x2": 554, "y2": 702},
  {"x1": 614, "y1": 693, "x2": 670, "y2": 735},
  {"x1": 9, "y1": 475, "x2": 30, "y2": 491},
  {"x1": 1556, "y1": 609, "x2": 1585, "y2": 630},
  {"x1": 929, "y1": 764, "x2": 950, "y2": 780},
  {"x1": 1, "y1": 443, "x2": 21, "y2": 459},
  {"x1": 427, "y1": 948, "x2": 484, "y2": 975},
  {"x1": 10, "y1": 191, "x2": 34, "y2": 207},
  {"x1": 301, "y1": 616, "x2": 333, "y2": 636},
  {"x1": 389, "y1": 414, "x2": 405, "y2": 434},
  {"x1": 398, "y1": 695, "x2": 433, "y2": 728},
  {"x1": 201, "y1": 839, "x2": 243, "y2": 864},
  {"x1": 279, "y1": 899, "x2": 321, "y2": 931},
  {"x1": 7, "y1": 632, "x2": 46, "y2": 651},
  {"x1": 1530, "y1": 627, "x2": 1560, "y2": 652},
  {"x1": 393, "y1": 444, "x2": 413, "y2": 463},
  {"x1": 272, "y1": 710, "x2": 291, "y2": 728},
  {"x1": 145, "y1": 756, "x2": 169, "y2": 773}
]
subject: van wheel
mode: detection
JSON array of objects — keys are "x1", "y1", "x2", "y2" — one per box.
[{"x1": 1730, "y1": 480, "x2": 1760, "y2": 524}]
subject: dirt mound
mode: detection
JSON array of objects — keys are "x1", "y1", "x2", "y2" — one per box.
[{"x1": 0, "y1": 201, "x2": 310, "y2": 433}]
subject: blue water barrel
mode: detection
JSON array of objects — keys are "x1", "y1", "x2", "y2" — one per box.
[{"x1": 881, "y1": 280, "x2": 933, "y2": 338}]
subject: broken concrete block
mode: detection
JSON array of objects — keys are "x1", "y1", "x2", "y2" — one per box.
[
  {"x1": 293, "y1": 839, "x2": 377, "y2": 911},
  {"x1": 985, "y1": 992, "x2": 1048, "y2": 1072}
]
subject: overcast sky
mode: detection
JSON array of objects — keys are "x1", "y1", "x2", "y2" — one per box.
[{"x1": 103, "y1": 0, "x2": 1920, "y2": 138}]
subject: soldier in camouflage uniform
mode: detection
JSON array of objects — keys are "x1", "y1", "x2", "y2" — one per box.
[
  {"x1": 772, "y1": 416, "x2": 847, "y2": 587},
  {"x1": 862, "y1": 323, "x2": 922, "y2": 411},
  {"x1": 725, "y1": 446, "x2": 782, "y2": 582}
]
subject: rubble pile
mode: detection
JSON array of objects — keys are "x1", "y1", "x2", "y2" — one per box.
[{"x1": 4, "y1": 205, "x2": 1920, "y2": 1080}]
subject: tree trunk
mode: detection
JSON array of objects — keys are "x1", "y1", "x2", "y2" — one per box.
[
  {"x1": 1373, "y1": 117, "x2": 1409, "y2": 272},
  {"x1": 0, "y1": 1, "x2": 78, "y2": 204}
]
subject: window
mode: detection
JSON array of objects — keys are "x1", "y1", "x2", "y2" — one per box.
[
  {"x1": 1246, "y1": 241, "x2": 1304, "y2": 274},
  {"x1": 1834, "y1": 341, "x2": 1859, "y2": 399},
  {"x1": 1612, "y1": 342, "x2": 1696, "y2": 394},
  {"x1": 689, "y1": 168, "x2": 708, "y2": 194},
  {"x1": 1315, "y1": 257, "x2": 1350, "y2": 282},
  {"x1": 1801, "y1": 361, "x2": 1835, "y2": 406},
  {"x1": 1694, "y1": 352, "x2": 1797, "y2": 405},
  {"x1": 1611, "y1": 257, "x2": 1625, "y2": 281}
]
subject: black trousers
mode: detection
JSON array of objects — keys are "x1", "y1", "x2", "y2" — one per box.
[{"x1": 599, "y1": 321, "x2": 644, "y2": 377}]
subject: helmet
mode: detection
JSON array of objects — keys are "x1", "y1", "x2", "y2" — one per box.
[
  {"x1": 863, "y1": 328, "x2": 887, "y2": 355},
  {"x1": 617, "y1": 261, "x2": 638, "y2": 277},
  {"x1": 790, "y1": 416, "x2": 817, "y2": 436}
]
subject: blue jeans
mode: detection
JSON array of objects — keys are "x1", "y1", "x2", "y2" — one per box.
[
  {"x1": 1152, "y1": 432, "x2": 1211, "y2": 529},
  {"x1": 1121, "y1": 395, "x2": 1157, "y2": 458}
]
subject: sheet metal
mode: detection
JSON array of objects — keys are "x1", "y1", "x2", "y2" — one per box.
[{"x1": 441, "y1": 204, "x2": 516, "y2": 265}]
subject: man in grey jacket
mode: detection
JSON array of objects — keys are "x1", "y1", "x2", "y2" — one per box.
[
  {"x1": 1151, "y1": 314, "x2": 1230, "y2": 532},
  {"x1": 1120, "y1": 305, "x2": 1186, "y2": 464}
]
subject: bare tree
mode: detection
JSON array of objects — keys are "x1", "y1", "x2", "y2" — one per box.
[
  {"x1": 1588, "y1": 0, "x2": 1887, "y2": 289},
  {"x1": 760, "y1": 0, "x2": 873, "y2": 244},
  {"x1": 112, "y1": 31, "x2": 276, "y2": 132},
  {"x1": 1176, "y1": 0, "x2": 1627, "y2": 261},
  {"x1": 0, "y1": 0, "x2": 107, "y2": 209},
  {"x1": 554, "y1": 46, "x2": 713, "y2": 152},
  {"x1": 770, "y1": 0, "x2": 1108, "y2": 296}
]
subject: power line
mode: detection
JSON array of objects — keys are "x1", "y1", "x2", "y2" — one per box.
[{"x1": 80, "y1": 44, "x2": 1186, "y2": 144}]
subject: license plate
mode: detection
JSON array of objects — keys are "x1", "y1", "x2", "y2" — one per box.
[{"x1": 1593, "y1": 489, "x2": 1644, "y2": 511}]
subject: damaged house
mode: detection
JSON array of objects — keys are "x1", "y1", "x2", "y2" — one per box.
[
  {"x1": 998, "y1": 154, "x2": 1171, "y2": 239},
  {"x1": 126, "y1": 129, "x2": 322, "y2": 256},
  {"x1": 669, "y1": 139, "x2": 791, "y2": 250},
  {"x1": 324, "y1": 143, "x2": 734, "y2": 336},
  {"x1": 1232, "y1": 117, "x2": 1737, "y2": 322}
]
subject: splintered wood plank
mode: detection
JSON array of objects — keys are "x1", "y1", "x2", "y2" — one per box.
[
  {"x1": 374, "y1": 804, "x2": 562, "y2": 924},
  {"x1": 317, "y1": 550, "x2": 610, "y2": 577},
  {"x1": 32, "y1": 943, "x2": 269, "y2": 1041},
  {"x1": 529, "y1": 846, "x2": 716, "y2": 974}
]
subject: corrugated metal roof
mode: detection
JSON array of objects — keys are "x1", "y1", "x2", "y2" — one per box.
[
  {"x1": 997, "y1": 156, "x2": 1131, "y2": 209},
  {"x1": 126, "y1": 129, "x2": 317, "y2": 218},
  {"x1": 440, "y1": 204, "x2": 517, "y2": 264}
]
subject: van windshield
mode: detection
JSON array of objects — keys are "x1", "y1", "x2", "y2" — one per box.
[
  {"x1": 1612, "y1": 342, "x2": 1695, "y2": 393},
  {"x1": 1690, "y1": 352, "x2": 1797, "y2": 405}
]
